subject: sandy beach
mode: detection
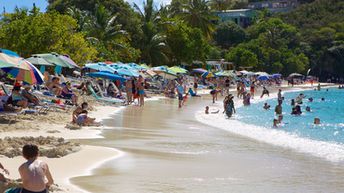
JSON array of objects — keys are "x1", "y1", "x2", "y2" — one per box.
[{"x1": 0, "y1": 83, "x2": 339, "y2": 193}]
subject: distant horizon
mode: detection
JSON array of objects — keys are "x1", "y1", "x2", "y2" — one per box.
[{"x1": 0, "y1": 0, "x2": 172, "y2": 13}]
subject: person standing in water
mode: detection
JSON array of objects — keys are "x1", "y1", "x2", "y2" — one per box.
[
  {"x1": 260, "y1": 87, "x2": 270, "y2": 98},
  {"x1": 19, "y1": 144, "x2": 54, "y2": 193},
  {"x1": 176, "y1": 80, "x2": 184, "y2": 108},
  {"x1": 250, "y1": 82, "x2": 255, "y2": 99},
  {"x1": 125, "y1": 78, "x2": 133, "y2": 105},
  {"x1": 137, "y1": 75, "x2": 145, "y2": 107}
]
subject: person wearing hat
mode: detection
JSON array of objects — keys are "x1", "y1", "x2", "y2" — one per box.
[{"x1": 22, "y1": 84, "x2": 40, "y2": 105}]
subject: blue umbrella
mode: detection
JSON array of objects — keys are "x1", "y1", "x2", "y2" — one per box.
[
  {"x1": 86, "y1": 72, "x2": 126, "y2": 82},
  {"x1": 114, "y1": 68, "x2": 139, "y2": 77},
  {"x1": 0, "y1": 49, "x2": 20, "y2": 57},
  {"x1": 272, "y1": 73, "x2": 282, "y2": 79},
  {"x1": 84, "y1": 63, "x2": 116, "y2": 73},
  {"x1": 258, "y1": 75, "x2": 269, "y2": 81}
]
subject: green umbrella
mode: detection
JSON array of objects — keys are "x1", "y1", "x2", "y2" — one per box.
[
  {"x1": 32, "y1": 53, "x2": 73, "y2": 68},
  {"x1": 26, "y1": 56, "x2": 53, "y2": 66},
  {"x1": 215, "y1": 70, "x2": 236, "y2": 78},
  {"x1": 168, "y1": 66, "x2": 188, "y2": 74}
]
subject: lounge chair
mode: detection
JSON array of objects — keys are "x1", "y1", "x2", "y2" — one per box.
[{"x1": 87, "y1": 85, "x2": 124, "y2": 104}]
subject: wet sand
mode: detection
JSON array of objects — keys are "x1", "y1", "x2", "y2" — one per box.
[{"x1": 71, "y1": 94, "x2": 344, "y2": 193}]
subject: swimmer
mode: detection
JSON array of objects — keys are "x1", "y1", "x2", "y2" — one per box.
[
  {"x1": 306, "y1": 106, "x2": 311, "y2": 112},
  {"x1": 321, "y1": 98, "x2": 325, "y2": 101},
  {"x1": 273, "y1": 119, "x2": 278, "y2": 128},
  {"x1": 205, "y1": 106, "x2": 219, "y2": 114},
  {"x1": 291, "y1": 99, "x2": 295, "y2": 106},
  {"x1": 278, "y1": 114, "x2": 283, "y2": 124},
  {"x1": 263, "y1": 103, "x2": 271, "y2": 110},
  {"x1": 308, "y1": 97, "x2": 313, "y2": 102},
  {"x1": 314, "y1": 118, "x2": 320, "y2": 125}
]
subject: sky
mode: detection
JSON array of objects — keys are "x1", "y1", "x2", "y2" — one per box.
[{"x1": 0, "y1": 0, "x2": 172, "y2": 12}]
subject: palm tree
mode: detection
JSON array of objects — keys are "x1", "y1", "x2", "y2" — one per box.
[
  {"x1": 180, "y1": 0, "x2": 218, "y2": 39},
  {"x1": 66, "y1": 7, "x2": 91, "y2": 32},
  {"x1": 87, "y1": 5, "x2": 127, "y2": 44},
  {"x1": 134, "y1": 0, "x2": 169, "y2": 66}
]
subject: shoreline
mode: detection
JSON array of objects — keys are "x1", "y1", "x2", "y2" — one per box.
[{"x1": 195, "y1": 83, "x2": 344, "y2": 163}]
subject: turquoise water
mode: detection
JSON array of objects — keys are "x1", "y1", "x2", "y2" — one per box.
[{"x1": 237, "y1": 88, "x2": 344, "y2": 144}]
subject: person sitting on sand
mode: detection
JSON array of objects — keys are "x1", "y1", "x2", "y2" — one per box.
[
  {"x1": 61, "y1": 82, "x2": 78, "y2": 105},
  {"x1": 0, "y1": 162, "x2": 9, "y2": 182},
  {"x1": 22, "y1": 85, "x2": 40, "y2": 105},
  {"x1": 46, "y1": 77, "x2": 62, "y2": 96},
  {"x1": 72, "y1": 102, "x2": 89, "y2": 123},
  {"x1": 19, "y1": 144, "x2": 54, "y2": 193},
  {"x1": 9, "y1": 85, "x2": 28, "y2": 108},
  {"x1": 260, "y1": 87, "x2": 269, "y2": 98},
  {"x1": 76, "y1": 110, "x2": 98, "y2": 126}
]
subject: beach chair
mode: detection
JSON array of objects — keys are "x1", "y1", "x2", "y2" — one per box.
[{"x1": 87, "y1": 85, "x2": 125, "y2": 104}]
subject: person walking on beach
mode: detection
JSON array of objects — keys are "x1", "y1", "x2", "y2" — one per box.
[
  {"x1": 176, "y1": 80, "x2": 184, "y2": 108},
  {"x1": 260, "y1": 86, "x2": 270, "y2": 98},
  {"x1": 224, "y1": 95, "x2": 235, "y2": 117},
  {"x1": 125, "y1": 79, "x2": 133, "y2": 105},
  {"x1": 19, "y1": 144, "x2": 54, "y2": 193},
  {"x1": 225, "y1": 77, "x2": 230, "y2": 95}
]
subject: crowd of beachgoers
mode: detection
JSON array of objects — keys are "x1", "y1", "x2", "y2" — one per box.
[{"x1": 0, "y1": 59, "x2": 323, "y2": 193}]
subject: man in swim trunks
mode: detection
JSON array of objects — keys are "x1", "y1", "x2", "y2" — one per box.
[
  {"x1": 137, "y1": 75, "x2": 145, "y2": 107},
  {"x1": 19, "y1": 144, "x2": 54, "y2": 193},
  {"x1": 275, "y1": 100, "x2": 282, "y2": 116}
]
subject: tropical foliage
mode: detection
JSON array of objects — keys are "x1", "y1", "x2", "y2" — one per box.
[{"x1": 0, "y1": 0, "x2": 342, "y2": 79}]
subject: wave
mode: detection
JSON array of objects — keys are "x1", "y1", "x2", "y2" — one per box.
[{"x1": 195, "y1": 111, "x2": 344, "y2": 163}]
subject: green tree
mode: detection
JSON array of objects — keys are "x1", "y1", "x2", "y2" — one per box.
[
  {"x1": 225, "y1": 46, "x2": 258, "y2": 69},
  {"x1": 214, "y1": 21, "x2": 246, "y2": 48},
  {"x1": 134, "y1": 0, "x2": 169, "y2": 66},
  {"x1": 0, "y1": 9, "x2": 97, "y2": 64},
  {"x1": 180, "y1": 0, "x2": 218, "y2": 39}
]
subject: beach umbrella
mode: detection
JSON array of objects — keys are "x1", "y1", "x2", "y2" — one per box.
[
  {"x1": 84, "y1": 63, "x2": 116, "y2": 73},
  {"x1": 288, "y1": 73, "x2": 303, "y2": 78},
  {"x1": 33, "y1": 53, "x2": 74, "y2": 68},
  {"x1": 140, "y1": 64, "x2": 150, "y2": 70},
  {"x1": 26, "y1": 56, "x2": 53, "y2": 66},
  {"x1": 272, "y1": 73, "x2": 282, "y2": 79},
  {"x1": 152, "y1": 66, "x2": 169, "y2": 73},
  {"x1": 0, "y1": 49, "x2": 20, "y2": 57},
  {"x1": 86, "y1": 72, "x2": 126, "y2": 82},
  {"x1": 59, "y1": 55, "x2": 80, "y2": 69},
  {"x1": 158, "y1": 71, "x2": 178, "y2": 80},
  {"x1": 145, "y1": 69, "x2": 157, "y2": 77},
  {"x1": 201, "y1": 71, "x2": 215, "y2": 78},
  {"x1": 168, "y1": 66, "x2": 188, "y2": 74},
  {"x1": 192, "y1": 68, "x2": 207, "y2": 74},
  {"x1": 2, "y1": 60, "x2": 44, "y2": 84},
  {"x1": 257, "y1": 75, "x2": 269, "y2": 81},
  {"x1": 215, "y1": 71, "x2": 236, "y2": 78},
  {"x1": 114, "y1": 68, "x2": 139, "y2": 77},
  {"x1": 255, "y1": 72, "x2": 270, "y2": 76}
]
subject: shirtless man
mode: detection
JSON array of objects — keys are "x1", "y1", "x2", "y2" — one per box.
[{"x1": 19, "y1": 144, "x2": 54, "y2": 193}]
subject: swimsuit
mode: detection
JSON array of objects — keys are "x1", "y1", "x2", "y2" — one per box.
[{"x1": 22, "y1": 188, "x2": 47, "y2": 193}]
